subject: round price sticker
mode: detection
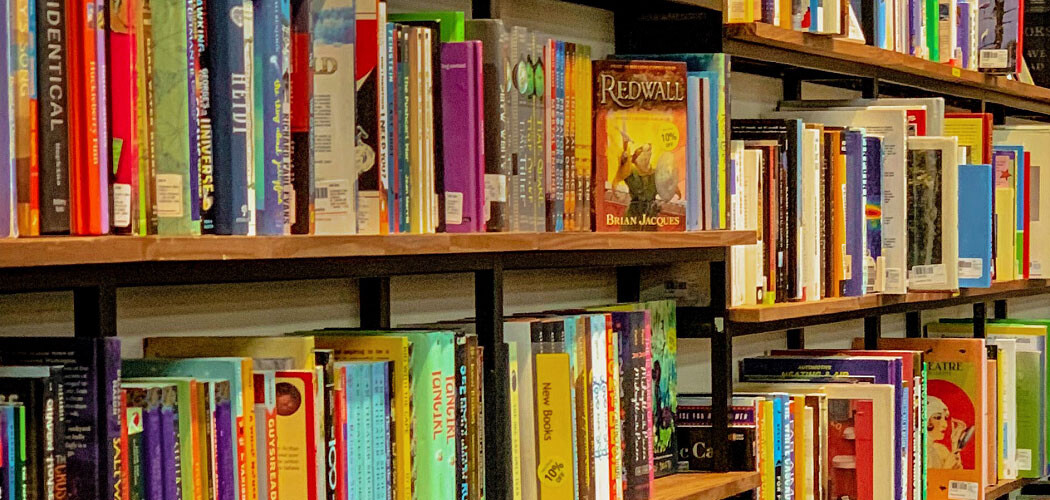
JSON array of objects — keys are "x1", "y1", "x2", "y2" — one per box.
[
  {"x1": 537, "y1": 458, "x2": 570, "y2": 487},
  {"x1": 658, "y1": 122, "x2": 681, "y2": 151}
]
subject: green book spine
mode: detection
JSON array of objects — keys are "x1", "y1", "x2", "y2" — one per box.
[
  {"x1": 152, "y1": 0, "x2": 199, "y2": 235},
  {"x1": 925, "y1": 0, "x2": 939, "y2": 62}
]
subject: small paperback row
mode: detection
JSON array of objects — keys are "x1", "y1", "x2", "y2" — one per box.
[
  {"x1": 728, "y1": 98, "x2": 1050, "y2": 306},
  {"x1": 725, "y1": 0, "x2": 1025, "y2": 76},
  {"x1": 0, "y1": 299, "x2": 680, "y2": 500},
  {"x1": 686, "y1": 323, "x2": 1050, "y2": 500}
]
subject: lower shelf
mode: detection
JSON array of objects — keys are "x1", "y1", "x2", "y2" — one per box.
[
  {"x1": 986, "y1": 477, "x2": 1038, "y2": 498},
  {"x1": 653, "y1": 471, "x2": 761, "y2": 500}
]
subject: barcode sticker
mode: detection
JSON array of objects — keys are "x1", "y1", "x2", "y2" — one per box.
[
  {"x1": 485, "y1": 174, "x2": 507, "y2": 203},
  {"x1": 1017, "y1": 449, "x2": 1033, "y2": 471},
  {"x1": 885, "y1": 268, "x2": 903, "y2": 292},
  {"x1": 958, "y1": 258, "x2": 983, "y2": 279},
  {"x1": 865, "y1": 257, "x2": 876, "y2": 293},
  {"x1": 947, "y1": 481, "x2": 979, "y2": 500},
  {"x1": 113, "y1": 183, "x2": 132, "y2": 228},
  {"x1": 315, "y1": 179, "x2": 352, "y2": 215},
  {"x1": 979, "y1": 49, "x2": 1009, "y2": 69},
  {"x1": 155, "y1": 174, "x2": 184, "y2": 217},
  {"x1": 909, "y1": 264, "x2": 947, "y2": 286},
  {"x1": 445, "y1": 191, "x2": 464, "y2": 225}
]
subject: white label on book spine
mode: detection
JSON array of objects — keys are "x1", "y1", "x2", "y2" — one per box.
[
  {"x1": 948, "y1": 481, "x2": 979, "y2": 500},
  {"x1": 979, "y1": 49, "x2": 1009, "y2": 69},
  {"x1": 156, "y1": 174, "x2": 184, "y2": 217},
  {"x1": 1031, "y1": 259, "x2": 1043, "y2": 277},
  {"x1": 908, "y1": 264, "x2": 947, "y2": 286},
  {"x1": 357, "y1": 192, "x2": 379, "y2": 235},
  {"x1": 445, "y1": 191, "x2": 464, "y2": 225},
  {"x1": 885, "y1": 268, "x2": 903, "y2": 291},
  {"x1": 957, "y1": 258, "x2": 983, "y2": 279},
  {"x1": 113, "y1": 183, "x2": 132, "y2": 228},
  {"x1": 1017, "y1": 448, "x2": 1033, "y2": 470},
  {"x1": 315, "y1": 179, "x2": 352, "y2": 215},
  {"x1": 485, "y1": 174, "x2": 507, "y2": 203}
]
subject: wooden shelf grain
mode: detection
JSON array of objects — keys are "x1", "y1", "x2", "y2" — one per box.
[
  {"x1": 728, "y1": 280, "x2": 1050, "y2": 332},
  {"x1": 653, "y1": 471, "x2": 761, "y2": 500},
  {"x1": 0, "y1": 231, "x2": 756, "y2": 269},
  {"x1": 986, "y1": 477, "x2": 1037, "y2": 499},
  {"x1": 724, "y1": 23, "x2": 1050, "y2": 115}
]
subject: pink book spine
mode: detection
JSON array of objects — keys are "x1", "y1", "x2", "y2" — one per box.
[
  {"x1": 643, "y1": 313, "x2": 655, "y2": 489},
  {"x1": 473, "y1": 41, "x2": 485, "y2": 232},
  {"x1": 108, "y1": 0, "x2": 139, "y2": 233}
]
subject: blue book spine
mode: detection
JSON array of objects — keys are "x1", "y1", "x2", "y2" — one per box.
[
  {"x1": 2, "y1": 406, "x2": 13, "y2": 498},
  {"x1": 844, "y1": 130, "x2": 866, "y2": 297},
  {"x1": 957, "y1": 163, "x2": 993, "y2": 287},
  {"x1": 772, "y1": 396, "x2": 784, "y2": 498},
  {"x1": 554, "y1": 41, "x2": 565, "y2": 232},
  {"x1": 254, "y1": 0, "x2": 289, "y2": 234},
  {"x1": 397, "y1": 31, "x2": 410, "y2": 233},
  {"x1": 209, "y1": 0, "x2": 252, "y2": 234},
  {"x1": 185, "y1": 0, "x2": 201, "y2": 223},
  {"x1": 686, "y1": 76, "x2": 700, "y2": 231},
  {"x1": 371, "y1": 362, "x2": 389, "y2": 499},
  {"x1": 356, "y1": 364, "x2": 373, "y2": 500},
  {"x1": 385, "y1": 23, "x2": 396, "y2": 233},
  {"x1": 809, "y1": 0, "x2": 819, "y2": 31},
  {"x1": 864, "y1": 136, "x2": 883, "y2": 294}
]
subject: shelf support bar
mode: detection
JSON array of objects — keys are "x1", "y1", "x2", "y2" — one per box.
[
  {"x1": 994, "y1": 299, "x2": 1008, "y2": 319},
  {"x1": 475, "y1": 261, "x2": 510, "y2": 500},
  {"x1": 74, "y1": 283, "x2": 117, "y2": 337},
  {"x1": 861, "y1": 77, "x2": 879, "y2": 99},
  {"x1": 973, "y1": 302, "x2": 987, "y2": 338},
  {"x1": 864, "y1": 315, "x2": 881, "y2": 349},
  {"x1": 359, "y1": 277, "x2": 391, "y2": 329},
  {"x1": 616, "y1": 266, "x2": 642, "y2": 303},
  {"x1": 712, "y1": 317, "x2": 734, "y2": 472},
  {"x1": 786, "y1": 328, "x2": 805, "y2": 349},
  {"x1": 906, "y1": 311, "x2": 922, "y2": 337}
]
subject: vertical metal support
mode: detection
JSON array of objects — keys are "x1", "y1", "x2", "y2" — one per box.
[
  {"x1": 471, "y1": 0, "x2": 502, "y2": 18},
  {"x1": 994, "y1": 299, "x2": 1008, "y2": 319},
  {"x1": 616, "y1": 266, "x2": 642, "y2": 303},
  {"x1": 475, "y1": 262, "x2": 509, "y2": 500},
  {"x1": 906, "y1": 311, "x2": 922, "y2": 337},
  {"x1": 973, "y1": 302, "x2": 987, "y2": 338},
  {"x1": 861, "y1": 77, "x2": 879, "y2": 98},
  {"x1": 786, "y1": 328, "x2": 805, "y2": 349},
  {"x1": 710, "y1": 259, "x2": 733, "y2": 472},
  {"x1": 74, "y1": 283, "x2": 117, "y2": 337},
  {"x1": 864, "y1": 315, "x2": 882, "y2": 349},
  {"x1": 782, "y1": 73, "x2": 803, "y2": 101},
  {"x1": 359, "y1": 277, "x2": 391, "y2": 329}
]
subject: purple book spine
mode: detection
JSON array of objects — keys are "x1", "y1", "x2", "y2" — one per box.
[
  {"x1": 104, "y1": 338, "x2": 122, "y2": 500},
  {"x1": 95, "y1": 0, "x2": 110, "y2": 230},
  {"x1": 957, "y1": 3, "x2": 970, "y2": 65},
  {"x1": 144, "y1": 405, "x2": 164, "y2": 500},
  {"x1": 215, "y1": 400, "x2": 236, "y2": 500},
  {"x1": 844, "y1": 130, "x2": 865, "y2": 297},
  {"x1": 0, "y1": 0, "x2": 11, "y2": 238},
  {"x1": 441, "y1": 42, "x2": 480, "y2": 233},
  {"x1": 161, "y1": 404, "x2": 178, "y2": 500},
  {"x1": 472, "y1": 41, "x2": 485, "y2": 233}
]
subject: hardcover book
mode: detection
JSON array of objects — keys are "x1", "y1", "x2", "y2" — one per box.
[
  {"x1": 289, "y1": 0, "x2": 312, "y2": 234},
  {"x1": 439, "y1": 41, "x2": 484, "y2": 233},
  {"x1": 274, "y1": 370, "x2": 322, "y2": 500},
  {"x1": 253, "y1": 0, "x2": 290, "y2": 235},
  {"x1": 843, "y1": 129, "x2": 866, "y2": 297},
  {"x1": 354, "y1": 0, "x2": 380, "y2": 235},
  {"x1": 593, "y1": 59, "x2": 688, "y2": 232},
  {"x1": 36, "y1": 0, "x2": 69, "y2": 234}
]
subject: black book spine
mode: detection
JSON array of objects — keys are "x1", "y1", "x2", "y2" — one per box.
[
  {"x1": 313, "y1": 350, "x2": 337, "y2": 500},
  {"x1": 195, "y1": 0, "x2": 215, "y2": 232},
  {"x1": 37, "y1": 0, "x2": 70, "y2": 234},
  {"x1": 465, "y1": 20, "x2": 509, "y2": 232},
  {"x1": 289, "y1": 0, "x2": 312, "y2": 234}
]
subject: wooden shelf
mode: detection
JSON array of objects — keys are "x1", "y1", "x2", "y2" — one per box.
[
  {"x1": 728, "y1": 280, "x2": 1050, "y2": 333},
  {"x1": 653, "y1": 471, "x2": 761, "y2": 500},
  {"x1": 724, "y1": 23, "x2": 1050, "y2": 115},
  {"x1": 986, "y1": 477, "x2": 1037, "y2": 499},
  {"x1": 0, "y1": 231, "x2": 756, "y2": 269}
]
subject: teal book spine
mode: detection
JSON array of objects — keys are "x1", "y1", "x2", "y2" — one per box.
[
  {"x1": 354, "y1": 363, "x2": 372, "y2": 500},
  {"x1": 371, "y1": 362, "x2": 390, "y2": 499}
]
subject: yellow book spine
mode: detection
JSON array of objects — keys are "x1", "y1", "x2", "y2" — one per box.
[
  {"x1": 995, "y1": 184, "x2": 1016, "y2": 281},
  {"x1": 779, "y1": 0, "x2": 791, "y2": 28},
  {"x1": 510, "y1": 343, "x2": 523, "y2": 500},
  {"x1": 606, "y1": 324, "x2": 623, "y2": 500},
  {"x1": 761, "y1": 400, "x2": 776, "y2": 500},
  {"x1": 535, "y1": 353, "x2": 576, "y2": 500},
  {"x1": 275, "y1": 375, "x2": 311, "y2": 498},
  {"x1": 190, "y1": 381, "x2": 204, "y2": 500},
  {"x1": 793, "y1": 397, "x2": 808, "y2": 500}
]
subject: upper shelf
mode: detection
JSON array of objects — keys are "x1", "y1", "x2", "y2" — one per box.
[
  {"x1": 0, "y1": 231, "x2": 755, "y2": 292},
  {"x1": 729, "y1": 279, "x2": 1050, "y2": 333},
  {"x1": 724, "y1": 23, "x2": 1050, "y2": 115}
]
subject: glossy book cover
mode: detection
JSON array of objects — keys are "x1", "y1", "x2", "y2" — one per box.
[{"x1": 593, "y1": 59, "x2": 688, "y2": 232}]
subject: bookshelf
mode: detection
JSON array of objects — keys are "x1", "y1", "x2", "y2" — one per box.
[{"x1": 651, "y1": 471, "x2": 762, "y2": 500}]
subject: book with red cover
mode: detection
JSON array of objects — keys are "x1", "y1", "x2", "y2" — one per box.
[
  {"x1": 855, "y1": 400, "x2": 875, "y2": 500},
  {"x1": 334, "y1": 365, "x2": 348, "y2": 500},
  {"x1": 355, "y1": 0, "x2": 381, "y2": 235},
  {"x1": 108, "y1": 0, "x2": 139, "y2": 234}
]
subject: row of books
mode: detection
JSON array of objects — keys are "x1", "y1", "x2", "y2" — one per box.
[
  {"x1": 0, "y1": 0, "x2": 736, "y2": 238},
  {"x1": 725, "y1": 0, "x2": 1025, "y2": 76},
  {"x1": 694, "y1": 319, "x2": 1050, "y2": 500},
  {"x1": 727, "y1": 97, "x2": 1050, "y2": 305},
  {"x1": 0, "y1": 299, "x2": 680, "y2": 500}
]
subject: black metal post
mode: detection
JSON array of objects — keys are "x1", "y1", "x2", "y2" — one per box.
[
  {"x1": 861, "y1": 77, "x2": 879, "y2": 98},
  {"x1": 73, "y1": 284, "x2": 117, "y2": 337},
  {"x1": 475, "y1": 262, "x2": 509, "y2": 500},
  {"x1": 906, "y1": 311, "x2": 922, "y2": 337},
  {"x1": 359, "y1": 277, "x2": 391, "y2": 329},
  {"x1": 994, "y1": 299, "x2": 1008, "y2": 319},
  {"x1": 782, "y1": 73, "x2": 803, "y2": 101},
  {"x1": 471, "y1": 0, "x2": 501, "y2": 18},
  {"x1": 616, "y1": 266, "x2": 642, "y2": 303},
  {"x1": 973, "y1": 302, "x2": 987, "y2": 338},
  {"x1": 864, "y1": 315, "x2": 881, "y2": 349},
  {"x1": 786, "y1": 328, "x2": 805, "y2": 349},
  {"x1": 711, "y1": 321, "x2": 733, "y2": 472}
]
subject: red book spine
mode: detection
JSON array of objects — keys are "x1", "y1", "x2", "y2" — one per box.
[
  {"x1": 335, "y1": 367, "x2": 347, "y2": 500},
  {"x1": 68, "y1": 0, "x2": 106, "y2": 234},
  {"x1": 107, "y1": 0, "x2": 139, "y2": 234},
  {"x1": 855, "y1": 400, "x2": 875, "y2": 500},
  {"x1": 1024, "y1": 152, "x2": 1032, "y2": 278}
]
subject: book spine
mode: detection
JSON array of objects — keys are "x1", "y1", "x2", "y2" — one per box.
[
  {"x1": 441, "y1": 42, "x2": 477, "y2": 234},
  {"x1": 553, "y1": 41, "x2": 565, "y2": 232},
  {"x1": 454, "y1": 338, "x2": 469, "y2": 500},
  {"x1": 288, "y1": 0, "x2": 311, "y2": 234},
  {"x1": 108, "y1": 0, "x2": 138, "y2": 234},
  {"x1": 184, "y1": 0, "x2": 200, "y2": 229},
  {"x1": 104, "y1": 339, "x2": 123, "y2": 500},
  {"x1": 161, "y1": 394, "x2": 179, "y2": 500},
  {"x1": 151, "y1": 0, "x2": 197, "y2": 235},
  {"x1": 94, "y1": 0, "x2": 109, "y2": 233},
  {"x1": 396, "y1": 27, "x2": 409, "y2": 233},
  {"x1": 141, "y1": 396, "x2": 164, "y2": 500},
  {"x1": 311, "y1": 0, "x2": 356, "y2": 235},
  {"x1": 208, "y1": 0, "x2": 251, "y2": 235},
  {"x1": 465, "y1": 20, "x2": 509, "y2": 232},
  {"x1": 544, "y1": 40, "x2": 554, "y2": 231},
  {"x1": 371, "y1": 363, "x2": 389, "y2": 500},
  {"x1": 192, "y1": 0, "x2": 213, "y2": 233},
  {"x1": 466, "y1": 336, "x2": 480, "y2": 500},
  {"x1": 214, "y1": 397, "x2": 235, "y2": 500},
  {"x1": 36, "y1": 0, "x2": 69, "y2": 234},
  {"x1": 427, "y1": 26, "x2": 444, "y2": 234},
  {"x1": 0, "y1": 0, "x2": 12, "y2": 238},
  {"x1": 127, "y1": 404, "x2": 145, "y2": 500},
  {"x1": 383, "y1": 22, "x2": 395, "y2": 233},
  {"x1": 563, "y1": 43, "x2": 575, "y2": 232},
  {"x1": 534, "y1": 352, "x2": 575, "y2": 500},
  {"x1": 14, "y1": 0, "x2": 39, "y2": 236},
  {"x1": 252, "y1": 0, "x2": 287, "y2": 235},
  {"x1": 354, "y1": 0, "x2": 379, "y2": 235},
  {"x1": 135, "y1": 0, "x2": 156, "y2": 235},
  {"x1": 335, "y1": 368, "x2": 348, "y2": 500}
]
